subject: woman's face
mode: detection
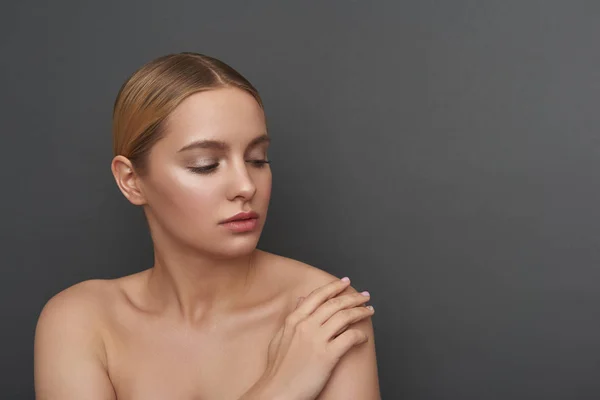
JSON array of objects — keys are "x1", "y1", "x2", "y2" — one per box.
[{"x1": 139, "y1": 87, "x2": 272, "y2": 258}]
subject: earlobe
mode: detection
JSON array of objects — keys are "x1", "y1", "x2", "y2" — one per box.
[{"x1": 111, "y1": 156, "x2": 147, "y2": 206}]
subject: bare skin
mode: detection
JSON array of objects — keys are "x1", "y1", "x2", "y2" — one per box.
[
  {"x1": 35, "y1": 251, "x2": 379, "y2": 399},
  {"x1": 34, "y1": 87, "x2": 380, "y2": 399}
]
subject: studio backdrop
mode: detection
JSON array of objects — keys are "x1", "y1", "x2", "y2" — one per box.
[{"x1": 2, "y1": 1, "x2": 600, "y2": 399}]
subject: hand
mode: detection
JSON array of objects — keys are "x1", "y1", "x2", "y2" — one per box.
[{"x1": 253, "y1": 277, "x2": 374, "y2": 400}]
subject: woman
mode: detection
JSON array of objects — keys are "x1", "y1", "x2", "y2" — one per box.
[{"x1": 34, "y1": 52, "x2": 380, "y2": 399}]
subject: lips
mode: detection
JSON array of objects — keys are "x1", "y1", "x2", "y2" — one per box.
[{"x1": 220, "y1": 211, "x2": 259, "y2": 224}]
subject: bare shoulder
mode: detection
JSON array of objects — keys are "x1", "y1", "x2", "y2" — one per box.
[
  {"x1": 258, "y1": 252, "x2": 380, "y2": 399},
  {"x1": 257, "y1": 249, "x2": 360, "y2": 300},
  {"x1": 35, "y1": 279, "x2": 116, "y2": 361},
  {"x1": 34, "y1": 279, "x2": 122, "y2": 398},
  {"x1": 37, "y1": 279, "x2": 116, "y2": 328},
  {"x1": 35, "y1": 271, "x2": 146, "y2": 347},
  {"x1": 298, "y1": 266, "x2": 360, "y2": 297}
]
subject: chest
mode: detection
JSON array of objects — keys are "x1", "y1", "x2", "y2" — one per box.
[{"x1": 105, "y1": 312, "x2": 282, "y2": 400}]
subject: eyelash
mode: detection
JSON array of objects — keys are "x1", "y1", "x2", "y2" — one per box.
[{"x1": 188, "y1": 160, "x2": 271, "y2": 175}]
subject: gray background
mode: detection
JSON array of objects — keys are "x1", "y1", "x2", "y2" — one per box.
[{"x1": 1, "y1": 1, "x2": 599, "y2": 399}]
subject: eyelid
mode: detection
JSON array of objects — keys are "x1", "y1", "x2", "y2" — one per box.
[
  {"x1": 190, "y1": 158, "x2": 217, "y2": 165},
  {"x1": 187, "y1": 159, "x2": 269, "y2": 175},
  {"x1": 188, "y1": 158, "x2": 268, "y2": 168},
  {"x1": 247, "y1": 148, "x2": 268, "y2": 158}
]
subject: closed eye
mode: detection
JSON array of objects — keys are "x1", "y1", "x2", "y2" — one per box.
[
  {"x1": 188, "y1": 160, "x2": 270, "y2": 175},
  {"x1": 247, "y1": 160, "x2": 270, "y2": 167}
]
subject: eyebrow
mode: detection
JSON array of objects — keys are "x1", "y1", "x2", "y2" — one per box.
[{"x1": 177, "y1": 134, "x2": 271, "y2": 153}]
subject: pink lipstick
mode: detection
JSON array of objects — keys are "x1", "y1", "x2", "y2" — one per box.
[{"x1": 220, "y1": 211, "x2": 259, "y2": 233}]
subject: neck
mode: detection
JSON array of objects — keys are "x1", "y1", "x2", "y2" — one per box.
[{"x1": 145, "y1": 242, "x2": 260, "y2": 324}]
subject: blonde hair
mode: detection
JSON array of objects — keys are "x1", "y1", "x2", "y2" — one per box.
[{"x1": 112, "y1": 52, "x2": 263, "y2": 175}]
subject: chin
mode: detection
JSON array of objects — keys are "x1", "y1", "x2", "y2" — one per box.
[{"x1": 205, "y1": 236, "x2": 261, "y2": 260}]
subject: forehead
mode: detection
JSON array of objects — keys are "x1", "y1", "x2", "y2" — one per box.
[{"x1": 162, "y1": 87, "x2": 266, "y2": 147}]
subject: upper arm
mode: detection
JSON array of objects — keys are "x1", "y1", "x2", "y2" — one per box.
[
  {"x1": 34, "y1": 282, "x2": 116, "y2": 400},
  {"x1": 316, "y1": 284, "x2": 381, "y2": 400}
]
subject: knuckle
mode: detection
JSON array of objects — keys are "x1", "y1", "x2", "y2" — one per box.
[
  {"x1": 360, "y1": 305, "x2": 373, "y2": 314},
  {"x1": 351, "y1": 307, "x2": 367, "y2": 319},
  {"x1": 342, "y1": 307, "x2": 362, "y2": 320},
  {"x1": 326, "y1": 297, "x2": 343, "y2": 308},
  {"x1": 359, "y1": 332, "x2": 369, "y2": 343},
  {"x1": 296, "y1": 320, "x2": 312, "y2": 335},
  {"x1": 285, "y1": 314, "x2": 299, "y2": 327},
  {"x1": 350, "y1": 329, "x2": 364, "y2": 341}
]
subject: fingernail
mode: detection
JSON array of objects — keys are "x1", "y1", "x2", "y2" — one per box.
[
  {"x1": 366, "y1": 305, "x2": 374, "y2": 311},
  {"x1": 361, "y1": 291, "x2": 370, "y2": 297},
  {"x1": 341, "y1": 277, "x2": 350, "y2": 282}
]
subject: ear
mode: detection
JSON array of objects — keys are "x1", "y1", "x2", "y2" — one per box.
[{"x1": 111, "y1": 155, "x2": 147, "y2": 206}]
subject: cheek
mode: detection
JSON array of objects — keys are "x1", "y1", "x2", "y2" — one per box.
[
  {"x1": 152, "y1": 169, "x2": 223, "y2": 223},
  {"x1": 256, "y1": 171, "x2": 272, "y2": 202},
  {"x1": 176, "y1": 177, "x2": 222, "y2": 217}
]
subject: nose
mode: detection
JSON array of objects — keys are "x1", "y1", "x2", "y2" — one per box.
[{"x1": 226, "y1": 159, "x2": 257, "y2": 201}]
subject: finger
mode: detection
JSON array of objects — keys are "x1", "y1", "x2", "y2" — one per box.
[
  {"x1": 293, "y1": 278, "x2": 352, "y2": 318},
  {"x1": 310, "y1": 291, "x2": 371, "y2": 325},
  {"x1": 296, "y1": 296, "x2": 305, "y2": 308},
  {"x1": 321, "y1": 306, "x2": 374, "y2": 339},
  {"x1": 328, "y1": 328, "x2": 369, "y2": 361}
]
